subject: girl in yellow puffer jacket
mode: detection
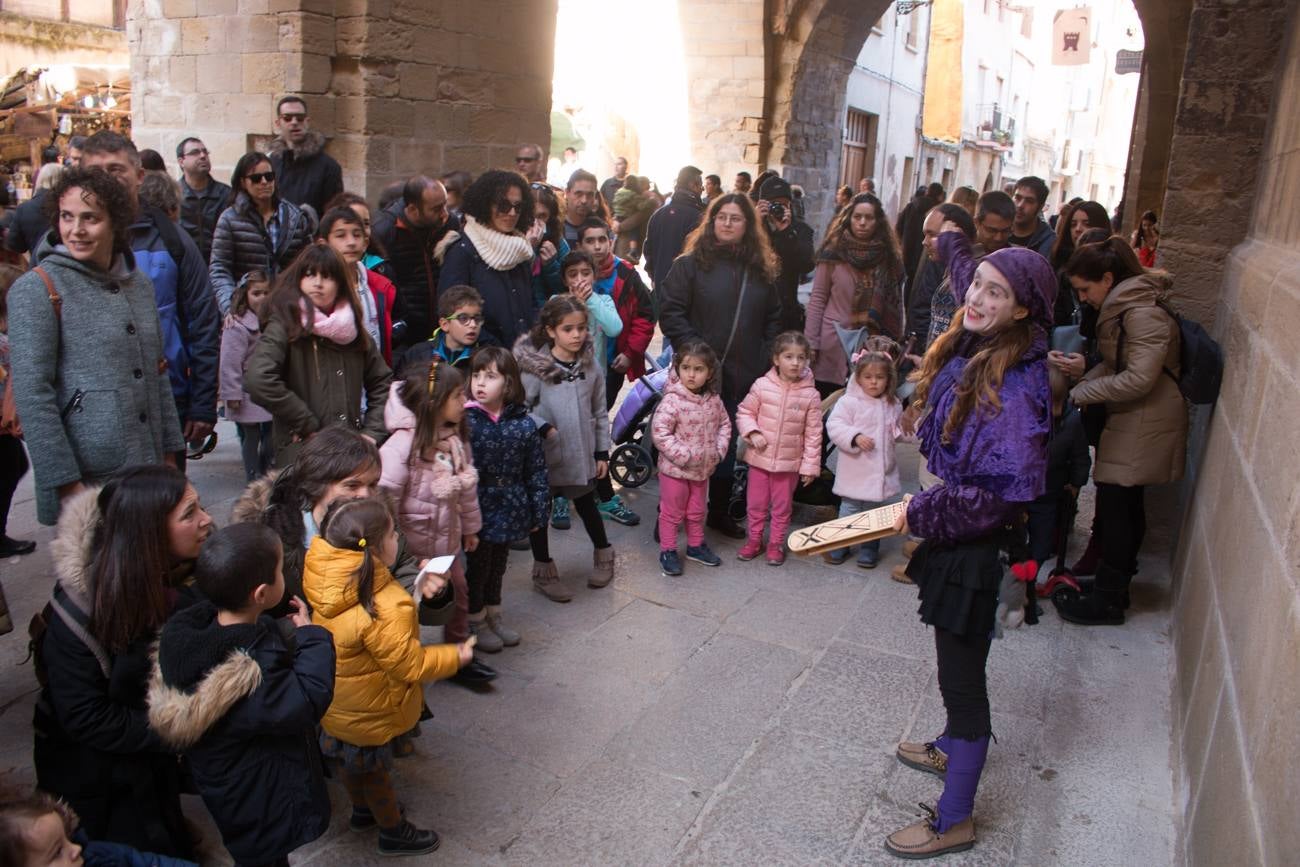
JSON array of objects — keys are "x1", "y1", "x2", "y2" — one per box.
[{"x1": 303, "y1": 496, "x2": 472, "y2": 856}]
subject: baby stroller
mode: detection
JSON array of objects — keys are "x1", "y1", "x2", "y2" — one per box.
[{"x1": 608, "y1": 364, "x2": 671, "y2": 488}]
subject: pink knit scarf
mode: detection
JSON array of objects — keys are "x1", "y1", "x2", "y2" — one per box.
[{"x1": 300, "y1": 298, "x2": 358, "y2": 345}]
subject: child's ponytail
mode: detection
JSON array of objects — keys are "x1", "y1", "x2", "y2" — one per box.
[
  {"x1": 320, "y1": 497, "x2": 394, "y2": 615},
  {"x1": 397, "y1": 357, "x2": 467, "y2": 463}
]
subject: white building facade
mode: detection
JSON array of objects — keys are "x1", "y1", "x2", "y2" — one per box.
[{"x1": 839, "y1": 2, "x2": 942, "y2": 221}]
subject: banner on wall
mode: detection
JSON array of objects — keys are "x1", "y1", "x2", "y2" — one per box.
[
  {"x1": 1053, "y1": 7, "x2": 1092, "y2": 66},
  {"x1": 921, "y1": 0, "x2": 964, "y2": 142}
]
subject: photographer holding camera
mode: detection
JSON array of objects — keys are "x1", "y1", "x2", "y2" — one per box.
[{"x1": 756, "y1": 175, "x2": 815, "y2": 332}]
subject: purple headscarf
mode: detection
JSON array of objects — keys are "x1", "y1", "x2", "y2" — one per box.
[{"x1": 980, "y1": 246, "x2": 1058, "y2": 331}]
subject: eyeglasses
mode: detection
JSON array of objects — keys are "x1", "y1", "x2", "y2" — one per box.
[
  {"x1": 246, "y1": 171, "x2": 275, "y2": 184},
  {"x1": 444, "y1": 313, "x2": 485, "y2": 325},
  {"x1": 530, "y1": 182, "x2": 548, "y2": 190},
  {"x1": 495, "y1": 198, "x2": 523, "y2": 214},
  {"x1": 515, "y1": 155, "x2": 539, "y2": 163},
  {"x1": 182, "y1": 148, "x2": 209, "y2": 158},
  {"x1": 715, "y1": 214, "x2": 746, "y2": 225},
  {"x1": 279, "y1": 113, "x2": 306, "y2": 123}
]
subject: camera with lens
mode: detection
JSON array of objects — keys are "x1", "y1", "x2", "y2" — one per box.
[{"x1": 768, "y1": 202, "x2": 787, "y2": 222}]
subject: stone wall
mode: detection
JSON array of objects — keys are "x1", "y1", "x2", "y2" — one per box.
[
  {"x1": 128, "y1": 0, "x2": 555, "y2": 201},
  {"x1": 1, "y1": 6, "x2": 127, "y2": 81},
  {"x1": 677, "y1": 0, "x2": 768, "y2": 187},
  {"x1": 1169, "y1": 4, "x2": 1298, "y2": 864}
]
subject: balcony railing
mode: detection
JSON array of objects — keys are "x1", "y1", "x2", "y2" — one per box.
[{"x1": 975, "y1": 103, "x2": 1016, "y2": 149}]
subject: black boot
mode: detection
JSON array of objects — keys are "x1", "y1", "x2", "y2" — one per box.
[{"x1": 1057, "y1": 563, "x2": 1126, "y2": 626}]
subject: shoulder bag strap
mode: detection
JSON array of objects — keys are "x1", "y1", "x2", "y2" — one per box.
[
  {"x1": 718, "y1": 269, "x2": 750, "y2": 366},
  {"x1": 49, "y1": 584, "x2": 112, "y2": 680},
  {"x1": 32, "y1": 267, "x2": 62, "y2": 321}
]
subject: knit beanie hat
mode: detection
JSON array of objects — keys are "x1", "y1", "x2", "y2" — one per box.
[{"x1": 981, "y1": 247, "x2": 1057, "y2": 330}]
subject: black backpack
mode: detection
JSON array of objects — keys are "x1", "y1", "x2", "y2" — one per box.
[{"x1": 1117, "y1": 301, "x2": 1223, "y2": 405}]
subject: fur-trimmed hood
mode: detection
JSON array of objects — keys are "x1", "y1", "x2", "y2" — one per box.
[
  {"x1": 50, "y1": 486, "x2": 103, "y2": 598},
  {"x1": 267, "y1": 129, "x2": 328, "y2": 159},
  {"x1": 147, "y1": 601, "x2": 265, "y2": 749},
  {"x1": 512, "y1": 332, "x2": 596, "y2": 384},
  {"x1": 232, "y1": 472, "x2": 279, "y2": 525}
]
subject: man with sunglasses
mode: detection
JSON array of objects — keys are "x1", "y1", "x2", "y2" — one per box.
[
  {"x1": 514, "y1": 144, "x2": 547, "y2": 184},
  {"x1": 176, "y1": 137, "x2": 231, "y2": 263},
  {"x1": 267, "y1": 96, "x2": 343, "y2": 219}
]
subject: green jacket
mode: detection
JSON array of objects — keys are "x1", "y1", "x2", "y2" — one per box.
[{"x1": 244, "y1": 316, "x2": 392, "y2": 467}]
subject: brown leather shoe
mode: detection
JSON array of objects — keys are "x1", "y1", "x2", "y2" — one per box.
[
  {"x1": 885, "y1": 806, "x2": 975, "y2": 860},
  {"x1": 896, "y1": 741, "x2": 947, "y2": 777},
  {"x1": 891, "y1": 562, "x2": 915, "y2": 585}
]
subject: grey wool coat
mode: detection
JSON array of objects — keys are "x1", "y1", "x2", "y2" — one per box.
[
  {"x1": 8, "y1": 248, "x2": 184, "y2": 524},
  {"x1": 514, "y1": 333, "x2": 609, "y2": 489}
]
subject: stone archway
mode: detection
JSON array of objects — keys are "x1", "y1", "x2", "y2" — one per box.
[{"x1": 761, "y1": 0, "x2": 894, "y2": 233}]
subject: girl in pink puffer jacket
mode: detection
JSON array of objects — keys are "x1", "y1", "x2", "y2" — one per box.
[
  {"x1": 735, "y1": 331, "x2": 823, "y2": 565},
  {"x1": 651, "y1": 341, "x2": 732, "y2": 575},
  {"x1": 380, "y1": 360, "x2": 482, "y2": 650}
]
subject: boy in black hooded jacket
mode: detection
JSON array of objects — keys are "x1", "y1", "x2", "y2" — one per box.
[{"x1": 148, "y1": 522, "x2": 335, "y2": 867}]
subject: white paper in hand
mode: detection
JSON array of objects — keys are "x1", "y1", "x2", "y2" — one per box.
[{"x1": 413, "y1": 554, "x2": 456, "y2": 599}]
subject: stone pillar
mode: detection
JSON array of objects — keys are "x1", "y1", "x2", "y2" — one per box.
[
  {"x1": 1118, "y1": 0, "x2": 1192, "y2": 236},
  {"x1": 1157, "y1": 0, "x2": 1288, "y2": 324},
  {"x1": 1169, "y1": 4, "x2": 1298, "y2": 863},
  {"x1": 677, "y1": 0, "x2": 768, "y2": 186},
  {"x1": 128, "y1": 0, "x2": 555, "y2": 201}
]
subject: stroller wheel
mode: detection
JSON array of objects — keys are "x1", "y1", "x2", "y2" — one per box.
[{"x1": 610, "y1": 443, "x2": 654, "y2": 488}]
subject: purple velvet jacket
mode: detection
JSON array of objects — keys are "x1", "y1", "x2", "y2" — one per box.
[{"x1": 907, "y1": 329, "x2": 1051, "y2": 544}]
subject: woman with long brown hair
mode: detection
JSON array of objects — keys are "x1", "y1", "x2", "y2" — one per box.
[
  {"x1": 884, "y1": 241, "x2": 1054, "y2": 859},
  {"x1": 34, "y1": 465, "x2": 212, "y2": 858},
  {"x1": 1049, "y1": 200, "x2": 1111, "y2": 326},
  {"x1": 659, "y1": 192, "x2": 784, "y2": 536},
  {"x1": 804, "y1": 192, "x2": 905, "y2": 396}
]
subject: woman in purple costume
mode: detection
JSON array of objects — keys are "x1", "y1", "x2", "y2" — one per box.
[{"x1": 883, "y1": 228, "x2": 1055, "y2": 859}]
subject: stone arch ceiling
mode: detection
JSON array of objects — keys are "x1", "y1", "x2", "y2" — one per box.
[{"x1": 763, "y1": 0, "x2": 1193, "y2": 228}]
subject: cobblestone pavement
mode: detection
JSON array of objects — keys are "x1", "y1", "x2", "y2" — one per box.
[{"x1": 0, "y1": 420, "x2": 1178, "y2": 865}]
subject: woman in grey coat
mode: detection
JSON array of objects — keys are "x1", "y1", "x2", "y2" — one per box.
[
  {"x1": 208, "y1": 151, "x2": 312, "y2": 314},
  {"x1": 8, "y1": 167, "x2": 183, "y2": 525}
]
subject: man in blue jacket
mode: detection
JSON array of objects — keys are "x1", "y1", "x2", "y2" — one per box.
[{"x1": 81, "y1": 131, "x2": 221, "y2": 469}]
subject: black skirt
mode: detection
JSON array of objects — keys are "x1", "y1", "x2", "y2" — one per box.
[{"x1": 906, "y1": 537, "x2": 1003, "y2": 638}]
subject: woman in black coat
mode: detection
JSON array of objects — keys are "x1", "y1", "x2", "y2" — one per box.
[
  {"x1": 34, "y1": 465, "x2": 213, "y2": 859},
  {"x1": 437, "y1": 170, "x2": 538, "y2": 349},
  {"x1": 658, "y1": 192, "x2": 783, "y2": 535},
  {"x1": 209, "y1": 151, "x2": 312, "y2": 314}
]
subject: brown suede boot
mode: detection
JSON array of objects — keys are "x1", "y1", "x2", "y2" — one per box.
[
  {"x1": 531, "y1": 560, "x2": 572, "y2": 603},
  {"x1": 891, "y1": 562, "x2": 915, "y2": 585},
  {"x1": 903, "y1": 538, "x2": 921, "y2": 558},
  {"x1": 589, "y1": 546, "x2": 615, "y2": 588},
  {"x1": 885, "y1": 805, "x2": 975, "y2": 859}
]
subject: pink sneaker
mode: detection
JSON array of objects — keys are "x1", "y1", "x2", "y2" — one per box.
[
  {"x1": 737, "y1": 540, "x2": 763, "y2": 561},
  {"x1": 766, "y1": 545, "x2": 786, "y2": 566}
]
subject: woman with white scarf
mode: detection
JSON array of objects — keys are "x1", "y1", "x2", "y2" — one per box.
[{"x1": 438, "y1": 170, "x2": 539, "y2": 349}]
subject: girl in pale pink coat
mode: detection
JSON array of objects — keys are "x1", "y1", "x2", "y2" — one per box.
[
  {"x1": 651, "y1": 341, "x2": 732, "y2": 575},
  {"x1": 219, "y1": 271, "x2": 274, "y2": 481},
  {"x1": 825, "y1": 344, "x2": 910, "y2": 568},
  {"x1": 379, "y1": 359, "x2": 483, "y2": 653},
  {"x1": 735, "y1": 331, "x2": 823, "y2": 565}
]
